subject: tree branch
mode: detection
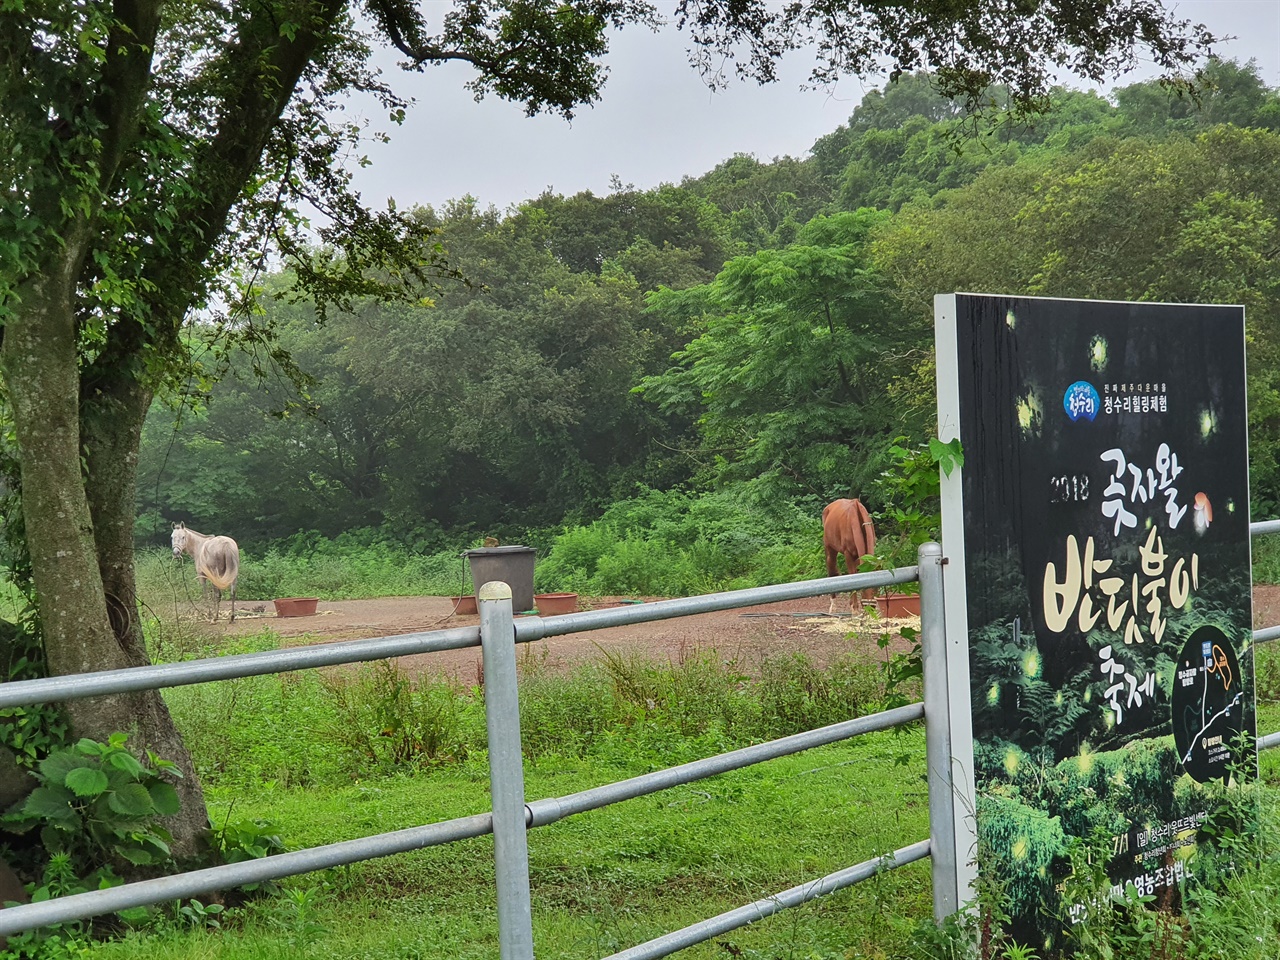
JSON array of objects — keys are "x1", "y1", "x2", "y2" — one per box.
[{"x1": 94, "y1": 0, "x2": 164, "y2": 194}]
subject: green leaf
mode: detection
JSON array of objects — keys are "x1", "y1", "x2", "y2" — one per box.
[
  {"x1": 147, "y1": 751, "x2": 182, "y2": 777},
  {"x1": 93, "y1": 869, "x2": 125, "y2": 890},
  {"x1": 76, "y1": 738, "x2": 107, "y2": 757},
  {"x1": 107, "y1": 782, "x2": 155, "y2": 817},
  {"x1": 64, "y1": 767, "x2": 109, "y2": 798},
  {"x1": 36, "y1": 750, "x2": 81, "y2": 786},
  {"x1": 148, "y1": 782, "x2": 181, "y2": 817},
  {"x1": 117, "y1": 846, "x2": 155, "y2": 866},
  {"x1": 77, "y1": 27, "x2": 107, "y2": 62},
  {"x1": 928, "y1": 436, "x2": 964, "y2": 477},
  {"x1": 22, "y1": 786, "x2": 77, "y2": 822},
  {"x1": 106, "y1": 750, "x2": 145, "y2": 778}
]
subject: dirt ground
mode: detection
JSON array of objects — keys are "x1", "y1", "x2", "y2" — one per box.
[
  {"x1": 215, "y1": 593, "x2": 919, "y2": 683},
  {"x1": 203, "y1": 584, "x2": 1280, "y2": 683}
]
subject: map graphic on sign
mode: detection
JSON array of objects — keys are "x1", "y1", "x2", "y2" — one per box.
[{"x1": 1171, "y1": 624, "x2": 1246, "y2": 783}]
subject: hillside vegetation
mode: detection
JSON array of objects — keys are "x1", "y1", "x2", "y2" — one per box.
[{"x1": 138, "y1": 62, "x2": 1280, "y2": 585}]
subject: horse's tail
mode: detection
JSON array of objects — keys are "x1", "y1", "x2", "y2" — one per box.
[
  {"x1": 854, "y1": 499, "x2": 877, "y2": 556},
  {"x1": 200, "y1": 538, "x2": 240, "y2": 591}
]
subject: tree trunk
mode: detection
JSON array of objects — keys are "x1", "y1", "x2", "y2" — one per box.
[
  {"x1": 1, "y1": 268, "x2": 209, "y2": 859},
  {"x1": 83, "y1": 355, "x2": 157, "y2": 660},
  {"x1": 83, "y1": 365, "x2": 211, "y2": 857}
]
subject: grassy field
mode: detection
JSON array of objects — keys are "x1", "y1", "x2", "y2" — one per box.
[
  {"x1": 126, "y1": 517, "x2": 1280, "y2": 612},
  {"x1": 60, "y1": 636, "x2": 1280, "y2": 960},
  {"x1": 79, "y1": 644, "x2": 935, "y2": 960},
  {"x1": 93, "y1": 736, "x2": 936, "y2": 960}
]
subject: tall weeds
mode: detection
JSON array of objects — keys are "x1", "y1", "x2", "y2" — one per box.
[{"x1": 163, "y1": 643, "x2": 893, "y2": 789}]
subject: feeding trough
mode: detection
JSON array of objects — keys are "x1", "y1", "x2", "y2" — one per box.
[
  {"x1": 274, "y1": 597, "x2": 319, "y2": 618},
  {"x1": 451, "y1": 595, "x2": 479, "y2": 615},
  {"x1": 535, "y1": 593, "x2": 579, "y2": 616}
]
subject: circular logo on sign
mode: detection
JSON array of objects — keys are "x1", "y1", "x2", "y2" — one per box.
[
  {"x1": 1171, "y1": 624, "x2": 1246, "y2": 784},
  {"x1": 1063, "y1": 381, "x2": 1100, "y2": 422}
]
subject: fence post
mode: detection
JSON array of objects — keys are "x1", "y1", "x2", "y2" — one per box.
[
  {"x1": 918, "y1": 541, "x2": 959, "y2": 921},
  {"x1": 479, "y1": 580, "x2": 536, "y2": 960}
]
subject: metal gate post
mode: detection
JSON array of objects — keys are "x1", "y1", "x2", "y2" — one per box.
[
  {"x1": 918, "y1": 542, "x2": 959, "y2": 920},
  {"x1": 479, "y1": 581, "x2": 536, "y2": 960}
]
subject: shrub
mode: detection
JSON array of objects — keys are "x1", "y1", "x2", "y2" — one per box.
[
  {"x1": 533, "y1": 522, "x2": 617, "y2": 587},
  {"x1": 536, "y1": 483, "x2": 824, "y2": 596},
  {"x1": 2, "y1": 734, "x2": 181, "y2": 887}
]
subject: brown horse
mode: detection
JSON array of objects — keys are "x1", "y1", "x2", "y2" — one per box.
[
  {"x1": 172, "y1": 522, "x2": 240, "y2": 622},
  {"x1": 822, "y1": 498, "x2": 877, "y2": 616}
]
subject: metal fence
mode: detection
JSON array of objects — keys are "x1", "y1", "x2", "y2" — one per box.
[{"x1": 1, "y1": 529, "x2": 1278, "y2": 956}]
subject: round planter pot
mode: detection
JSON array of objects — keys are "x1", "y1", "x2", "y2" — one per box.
[
  {"x1": 534, "y1": 593, "x2": 579, "y2": 616},
  {"x1": 451, "y1": 595, "x2": 479, "y2": 616},
  {"x1": 274, "y1": 597, "x2": 319, "y2": 618}
]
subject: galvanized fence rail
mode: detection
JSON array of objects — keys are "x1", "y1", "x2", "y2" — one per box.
[{"x1": 1, "y1": 528, "x2": 1278, "y2": 957}]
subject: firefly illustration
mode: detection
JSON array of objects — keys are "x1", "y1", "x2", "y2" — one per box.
[{"x1": 1193, "y1": 492, "x2": 1213, "y2": 535}]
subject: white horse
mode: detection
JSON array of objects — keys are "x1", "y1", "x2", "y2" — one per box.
[{"x1": 171, "y1": 522, "x2": 240, "y2": 622}]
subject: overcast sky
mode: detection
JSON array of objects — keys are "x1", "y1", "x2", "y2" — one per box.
[{"x1": 347, "y1": 1, "x2": 1280, "y2": 213}]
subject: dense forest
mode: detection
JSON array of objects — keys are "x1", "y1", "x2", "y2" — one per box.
[{"x1": 138, "y1": 61, "x2": 1280, "y2": 579}]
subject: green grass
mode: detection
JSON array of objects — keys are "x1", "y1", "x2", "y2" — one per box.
[
  {"x1": 64, "y1": 632, "x2": 1280, "y2": 960},
  {"x1": 91, "y1": 735, "x2": 935, "y2": 960},
  {"x1": 81, "y1": 639, "x2": 932, "y2": 960},
  {"x1": 1254, "y1": 535, "x2": 1280, "y2": 585},
  {"x1": 130, "y1": 487, "x2": 831, "y2": 608},
  {"x1": 56, "y1": 502, "x2": 1280, "y2": 612},
  {"x1": 155, "y1": 641, "x2": 896, "y2": 791},
  {"x1": 134, "y1": 546, "x2": 475, "y2": 606}
]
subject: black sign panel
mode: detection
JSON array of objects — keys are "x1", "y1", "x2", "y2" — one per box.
[{"x1": 937, "y1": 294, "x2": 1256, "y2": 946}]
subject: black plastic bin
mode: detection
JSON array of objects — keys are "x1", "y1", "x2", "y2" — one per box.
[{"x1": 463, "y1": 546, "x2": 536, "y2": 613}]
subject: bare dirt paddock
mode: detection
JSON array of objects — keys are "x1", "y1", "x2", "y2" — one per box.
[
  {"x1": 217, "y1": 594, "x2": 919, "y2": 683},
  {"x1": 208, "y1": 584, "x2": 1280, "y2": 684}
]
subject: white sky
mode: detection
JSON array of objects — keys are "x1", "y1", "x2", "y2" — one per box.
[{"x1": 347, "y1": 0, "x2": 1280, "y2": 213}]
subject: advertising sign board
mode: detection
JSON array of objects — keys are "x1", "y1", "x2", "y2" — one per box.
[{"x1": 935, "y1": 294, "x2": 1256, "y2": 947}]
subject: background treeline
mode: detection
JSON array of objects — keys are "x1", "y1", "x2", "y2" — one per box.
[{"x1": 137, "y1": 61, "x2": 1280, "y2": 591}]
